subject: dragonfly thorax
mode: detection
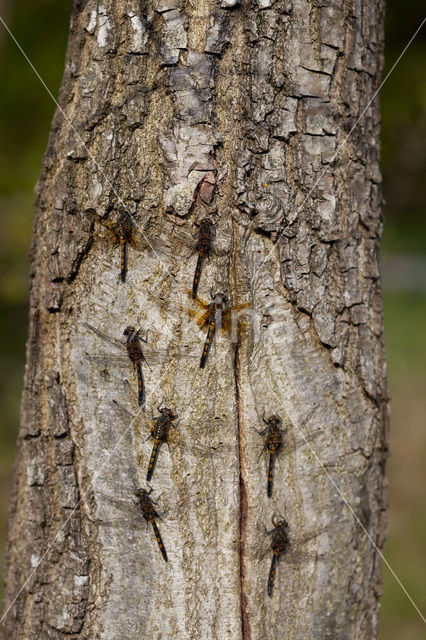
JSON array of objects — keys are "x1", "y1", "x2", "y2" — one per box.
[
  {"x1": 271, "y1": 518, "x2": 290, "y2": 553},
  {"x1": 117, "y1": 210, "x2": 133, "y2": 234},
  {"x1": 123, "y1": 326, "x2": 138, "y2": 340},
  {"x1": 211, "y1": 292, "x2": 227, "y2": 307}
]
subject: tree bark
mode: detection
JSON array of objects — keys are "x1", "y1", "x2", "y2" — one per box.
[{"x1": 2, "y1": 1, "x2": 388, "y2": 639}]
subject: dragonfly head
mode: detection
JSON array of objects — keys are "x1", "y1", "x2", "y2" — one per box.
[
  {"x1": 123, "y1": 326, "x2": 138, "y2": 339},
  {"x1": 210, "y1": 289, "x2": 228, "y2": 305},
  {"x1": 135, "y1": 487, "x2": 149, "y2": 499},
  {"x1": 118, "y1": 208, "x2": 132, "y2": 220},
  {"x1": 272, "y1": 514, "x2": 289, "y2": 531},
  {"x1": 198, "y1": 217, "x2": 214, "y2": 230},
  {"x1": 158, "y1": 406, "x2": 175, "y2": 418},
  {"x1": 268, "y1": 414, "x2": 282, "y2": 428}
]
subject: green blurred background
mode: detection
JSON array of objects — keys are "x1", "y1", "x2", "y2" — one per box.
[{"x1": 0, "y1": 1, "x2": 424, "y2": 636}]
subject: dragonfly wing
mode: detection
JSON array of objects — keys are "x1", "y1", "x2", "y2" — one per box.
[
  {"x1": 169, "y1": 436, "x2": 224, "y2": 458},
  {"x1": 185, "y1": 307, "x2": 200, "y2": 319},
  {"x1": 112, "y1": 399, "x2": 136, "y2": 421},
  {"x1": 186, "y1": 288, "x2": 210, "y2": 309},
  {"x1": 82, "y1": 322, "x2": 126, "y2": 352},
  {"x1": 85, "y1": 354, "x2": 130, "y2": 368},
  {"x1": 94, "y1": 515, "x2": 144, "y2": 529},
  {"x1": 101, "y1": 220, "x2": 120, "y2": 245},
  {"x1": 233, "y1": 302, "x2": 251, "y2": 312},
  {"x1": 181, "y1": 306, "x2": 211, "y2": 329},
  {"x1": 93, "y1": 489, "x2": 140, "y2": 514},
  {"x1": 221, "y1": 303, "x2": 251, "y2": 333},
  {"x1": 290, "y1": 430, "x2": 323, "y2": 452},
  {"x1": 146, "y1": 345, "x2": 199, "y2": 365}
]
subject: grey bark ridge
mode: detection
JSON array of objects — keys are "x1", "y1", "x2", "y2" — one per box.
[{"x1": 1, "y1": 1, "x2": 388, "y2": 639}]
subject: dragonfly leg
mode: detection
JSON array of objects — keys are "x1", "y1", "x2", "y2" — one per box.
[
  {"x1": 140, "y1": 329, "x2": 149, "y2": 344},
  {"x1": 253, "y1": 425, "x2": 268, "y2": 436},
  {"x1": 257, "y1": 442, "x2": 268, "y2": 463}
]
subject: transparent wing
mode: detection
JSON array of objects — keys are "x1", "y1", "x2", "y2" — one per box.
[
  {"x1": 246, "y1": 524, "x2": 325, "y2": 568},
  {"x1": 82, "y1": 322, "x2": 126, "y2": 352},
  {"x1": 255, "y1": 430, "x2": 324, "y2": 458},
  {"x1": 285, "y1": 430, "x2": 323, "y2": 454},
  {"x1": 90, "y1": 484, "x2": 204, "y2": 524},
  {"x1": 88, "y1": 491, "x2": 144, "y2": 529},
  {"x1": 83, "y1": 344, "x2": 198, "y2": 370},
  {"x1": 102, "y1": 220, "x2": 120, "y2": 245},
  {"x1": 85, "y1": 354, "x2": 130, "y2": 368},
  {"x1": 111, "y1": 399, "x2": 225, "y2": 459}
]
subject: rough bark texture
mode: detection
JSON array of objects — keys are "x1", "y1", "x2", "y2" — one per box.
[{"x1": 2, "y1": 1, "x2": 388, "y2": 639}]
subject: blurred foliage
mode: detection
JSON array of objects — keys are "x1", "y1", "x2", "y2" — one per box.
[
  {"x1": 381, "y1": 0, "x2": 426, "y2": 255},
  {"x1": 0, "y1": 0, "x2": 71, "y2": 304},
  {"x1": 0, "y1": 0, "x2": 425, "y2": 636}
]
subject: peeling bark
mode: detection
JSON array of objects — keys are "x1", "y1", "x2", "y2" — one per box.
[{"x1": 2, "y1": 1, "x2": 388, "y2": 639}]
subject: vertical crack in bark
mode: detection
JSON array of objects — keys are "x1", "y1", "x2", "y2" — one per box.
[
  {"x1": 230, "y1": 216, "x2": 251, "y2": 640},
  {"x1": 234, "y1": 343, "x2": 251, "y2": 640}
]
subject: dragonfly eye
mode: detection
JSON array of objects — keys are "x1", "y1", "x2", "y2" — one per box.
[{"x1": 214, "y1": 292, "x2": 227, "y2": 304}]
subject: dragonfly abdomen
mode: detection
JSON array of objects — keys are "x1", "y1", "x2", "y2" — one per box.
[
  {"x1": 268, "y1": 550, "x2": 279, "y2": 597},
  {"x1": 146, "y1": 436, "x2": 162, "y2": 481},
  {"x1": 192, "y1": 252, "x2": 205, "y2": 298},
  {"x1": 119, "y1": 235, "x2": 127, "y2": 282},
  {"x1": 136, "y1": 360, "x2": 145, "y2": 406},
  {"x1": 151, "y1": 518, "x2": 168, "y2": 562},
  {"x1": 200, "y1": 322, "x2": 216, "y2": 368},
  {"x1": 267, "y1": 453, "x2": 275, "y2": 498}
]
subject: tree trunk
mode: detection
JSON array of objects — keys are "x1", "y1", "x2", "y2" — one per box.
[{"x1": 1, "y1": 1, "x2": 388, "y2": 639}]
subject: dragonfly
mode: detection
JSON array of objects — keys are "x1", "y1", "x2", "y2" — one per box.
[
  {"x1": 254, "y1": 405, "x2": 323, "y2": 497},
  {"x1": 90, "y1": 480, "x2": 215, "y2": 565},
  {"x1": 266, "y1": 516, "x2": 290, "y2": 597},
  {"x1": 112, "y1": 391, "x2": 223, "y2": 480},
  {"x1": 93, "y1": 485, "x2": 168, "y2": 562},
  {"x1": 146, "y1": 406, "x2": 178, "y2": 482},
  {"x1": 191, "y1": 217, "x2": 216, "y2": 298},
  {"x1": 254, "y1": 413, "x2": 284, "y2": 498},
  {"x1": 186, "y1": 289, "x2": 250, "y2": 368},
  {"x1": 81, "y1": 322, "x2": 195, "y2": 408},
  {"x1": 103, "y1": 210, "x2": 137, "y2": 283},
  {"x1": 255, "y1": 515, "x2": 326, "y2": 598}
]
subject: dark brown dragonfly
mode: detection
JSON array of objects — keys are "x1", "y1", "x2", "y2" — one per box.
[
  {"x1": 186, "y1": 289, "x2": 250, "y2": 368},
  {"x1": 104, "y1": 210, "x2": 137, "y2": 283},
  {"x1": 89, "y1": 481, "x2": 210, "y2": 563},
  {"x1": 81, "y1": 322, "x2": 196, "y2": 408},
  {"x1": 191, "y1": 217, "x2": 216, "y2": 298},
  {"x1": 254, "y1": 405, "x2": 323, "y2": 498},
  {"x1": 146, "y1": 406, "x2": 178, "y2": 482},
  {"x1": 254, "y1": 413, "x2": 284, "y2": 498},
  {"x1": 248, "y1": 515, "x2": 326, "y2": 599},
  {"x1": 136, "y1": 487, "x2": 168, "y2": 562},
  {"x1": 91, "y1": 485, "x2": 168, "y2": 562},
  {"x1": 111, "y1": 394, "x2": 223, "y2": 481},
  {"x1": 266, "y1": 516, "x2": 290, "y2": 597}
]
